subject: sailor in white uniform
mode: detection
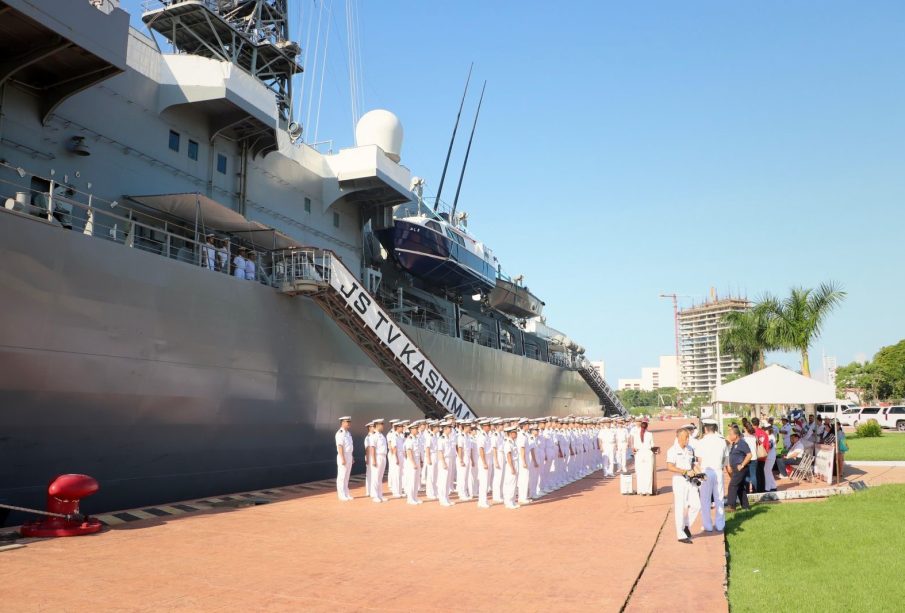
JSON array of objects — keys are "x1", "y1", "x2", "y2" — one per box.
[
  {"x1": 527, "y1": 423, "x2": 542, "y2": 498},
  {"x1": 436, "y1": 423, "x2": 455, "y2": 506},
  {"x1": 335, "y1": 416, "x2": 353, "y2": 501},
  {"x1": 403, "y1": 424, "x2": 422, "y2": 505},
  {"x1": 696, "y1": 419, "x2": 728, "y2": 531},
  {"x1": 202, "y1": 234, "x2": 217, "y2": 270},
  {"x1": 232, "y1": 248, "x2": 246, "y2": 278},
  {"x1": 215, "y1": 239, "x2": 229, "y2": 273},
  {"x1": 244, "y1": 251, "x2": 257, "y2": 281},
  {"x1": 476, "y1": 420, "x2": 493, "y2": 508},
  {"x1": 456, "y1": 422, "x2": 473, "y2": 500},
  {"x1": 632, "y1": 418, "x2": 656, "y2": 495},
  {"x1": 369, "y1": 419, "x2": 387, "y2": 503},
  {"x1": 386, "y1": 420, "x2": 402, "y2": 498},
  {"x1": 492, "y1": 420, "x2": 506, "y2": 503},
  {"x1": 424, "y1": 422, "x2": 440, "y2": 499},
  {"x1": 615, "y1": 420, "x2": 629, "y2": 473},
  {"x1": 363, "y1": 421, "x2": 375, "y2": 497},
  {"x1": 601, "y1": 419, "x2": 616, "y2": 477},
  {"x1": 516, "y1": 419, "x2": 532, "y2": 504},
  {"x1": 503, "y1": 426, "x2": 520, "y2": 508},
  {"x1": 667, "y1": 428, "x2": 702, "y2": 543}
]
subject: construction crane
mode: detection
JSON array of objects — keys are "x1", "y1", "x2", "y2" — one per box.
[{"x1": 659, "y1": 293, "x2": 692, "y2": 391}]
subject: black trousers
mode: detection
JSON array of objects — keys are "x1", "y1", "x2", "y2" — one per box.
[
  {"x1": 727, "y1": 469, "x2": 750, "y2": 510},
  {"x1": 755, "y1": 461, "x2": 766, "y2": 493}
]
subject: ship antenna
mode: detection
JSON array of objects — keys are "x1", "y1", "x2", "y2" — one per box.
[
  {"x1": 434, "y1": 63, "x2": 473, "y2": 211},
  {"x1": 451, "y1": 80, "x2": 486, "y2": 219}
]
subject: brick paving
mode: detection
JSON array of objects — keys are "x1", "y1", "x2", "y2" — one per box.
[{"x1": 2, "y1": 420, "x2": 728, "y2": 612}]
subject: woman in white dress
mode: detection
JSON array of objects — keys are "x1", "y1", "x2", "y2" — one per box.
[
  {"x1": 633, "y1": 418, "x2": 656, "y2": 495},
  {"x1": 763, "y1": 429, "x2": 778, "y2": 492}
]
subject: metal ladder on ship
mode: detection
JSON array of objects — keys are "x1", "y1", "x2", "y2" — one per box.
[
  {"x1": 575, "y1": 359, "x2": 629, "y2": 417},
  {"x1": 274, "y1": 249, "x2": 476, "y2": 420}
]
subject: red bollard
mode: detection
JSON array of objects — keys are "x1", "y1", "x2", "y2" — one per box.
[{"x1": 20, "y1": 474, "x2": 103, "y2": 537}]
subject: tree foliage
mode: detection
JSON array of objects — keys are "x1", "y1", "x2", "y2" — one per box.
[
  {"x1": 616, "y1": 387, "x2": 679, "y2": 409},
  {"x1": 837, "y1": 339, "x2": 905, "y2": 402}
]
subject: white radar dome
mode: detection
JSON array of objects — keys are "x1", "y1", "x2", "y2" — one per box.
[{"x1": 355, "y1": 109, "x2": 403, "y2": 162}]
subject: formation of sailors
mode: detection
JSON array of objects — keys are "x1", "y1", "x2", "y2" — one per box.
[{"x1": 335, "y1": 414, "x2": 646, "y2": 509}]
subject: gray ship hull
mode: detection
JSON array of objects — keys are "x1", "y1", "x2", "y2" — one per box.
[{"x1": 0, "y1": 211, "x2": 599, "y2": 514}]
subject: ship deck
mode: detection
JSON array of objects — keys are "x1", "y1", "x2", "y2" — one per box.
[{"x1": 2, "y1": 420, "x2": 733, "y2": 612}]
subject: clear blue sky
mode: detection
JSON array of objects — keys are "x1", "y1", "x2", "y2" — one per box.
[{"x1": 126, "y1": 1, "x2": 904, "y2": 382}]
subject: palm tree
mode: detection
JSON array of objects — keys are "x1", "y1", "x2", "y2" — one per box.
[
  {"x1": 767, "y1": 282, "x2": 847, "y2": 377},
  {"x1": 721, "y1": 300, "x2": 775, "y2": 375}
]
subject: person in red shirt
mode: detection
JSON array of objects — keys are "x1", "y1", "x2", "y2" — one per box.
[{"x1": 751, "y1": 418, "x2": 771, "y2": 493}]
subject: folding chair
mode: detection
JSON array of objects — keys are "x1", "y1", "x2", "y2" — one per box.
[{"x1": 790, "y1": 450, "x2": 815, "y2": 482}]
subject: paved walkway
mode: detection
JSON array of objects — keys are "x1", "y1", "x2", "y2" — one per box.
[{"x1": 3, "y1": 421, "x2": 726, "y2": 612}]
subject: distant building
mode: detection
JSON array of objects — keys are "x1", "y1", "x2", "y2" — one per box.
[
  {"x1": 618, "y1": 356, "x2": 678, "y2": 392},
  {"x1": 822, "y1": 355, "x2": 838, "y2": 387},
  {"x1": 679, "y1": 295, "x2": 750, "y2": 395}
]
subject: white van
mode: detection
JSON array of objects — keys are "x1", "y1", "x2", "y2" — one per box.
[{"x1": 815, "y1": 400, "x2": 859, "y2": 422}]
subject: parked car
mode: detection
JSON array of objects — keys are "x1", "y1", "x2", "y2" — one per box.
[
  {"x1": 815, "y1": 401, "x2": 859, "y2": 421},
  {"x1": 879, "y1": 406, "x2": 905, "y2": 431},
  {"x1": 854, "y1": 406, "x2": 883, "y2": 428},
  {"x1": 837, "y1": 407, "x2": 863, "y2": 427}
]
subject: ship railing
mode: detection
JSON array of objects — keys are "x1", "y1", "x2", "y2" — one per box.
[
  {"x1": 0, "y1": 165, "x2": 281, "y2": 284},
  {"x1": 372, "y1": 286, "x2": 456, "y2": 338},
  {"x1": 270, "y1": 249, "x2": 331, "y2": 295}
]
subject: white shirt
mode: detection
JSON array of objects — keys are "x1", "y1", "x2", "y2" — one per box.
[
  {"x1": 232, "y1": 255, "x2": 246, "y2": 277},
  {"x1": 244, "y1": 257, "x2": 256, "y2": 281},
  {"x1": 404, "y1": 437, "x2": 418, "y2": 466},
  {"x1": 216, "y1": 246, "x2": 228, "y2": 270},
  {"x1": 695, "y1": 433, "x2": 727, "y2": 471},
  {"x1": 203, "y1": 242, "x2": 216, "y2": 269},
  {"x1": 632, "y1": 428, "x2": 654, "y2": 451},
  {"x1": 666, "y1": 442, "x2": 696, "y2": 471},
  {"x1": 373, "y1": 431, "x2": 388, "y2": 456},
  {"x1": 780, "y1": 424, "x2": 792, "y2": 449},
  {"x1": 335, "y1": 428, "x2": 352, "y2": 455},
  {"x1": 785, "y1": 440, "x2": 805, "y2": 460}
]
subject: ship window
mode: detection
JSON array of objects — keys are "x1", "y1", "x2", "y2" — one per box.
[
  {"x1": 187, "y1": 140, "x2": 199, "y2": 161},
  {"x1": 168, "y1": 130, "x2": 180, "y2": 152},
  {"x1": 426, "y1": 221, "x2": 441, "y2": 232},
  {"x1": 216, "y1": 153, "x2": 227, "y2": 174},
  {"x1": 304, "y1": 196, "x2": 311, "y2": 213},
  {"x1": 333, "y1": 211, "x2": 340, "y2": 228}
]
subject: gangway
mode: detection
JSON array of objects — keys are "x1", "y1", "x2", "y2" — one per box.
[
  {"x1": 575, "y1": 358, "x2": 628, "y2": 417},
  {"x1": 274, "y1": 249, "x2": 476, "y2": 420}
]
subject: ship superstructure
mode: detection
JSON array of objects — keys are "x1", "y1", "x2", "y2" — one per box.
[{"x1": 0, "y1": 0, "x2": 624, "y2": 516}]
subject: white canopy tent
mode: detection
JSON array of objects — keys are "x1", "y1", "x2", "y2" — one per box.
[{"x1": 712, "y1": 364, "x2": 837, "y2": 406}]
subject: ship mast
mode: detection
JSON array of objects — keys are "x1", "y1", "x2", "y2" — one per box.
[{"x1": 143, "y1": 0, "x2": 302, "y2": 123}]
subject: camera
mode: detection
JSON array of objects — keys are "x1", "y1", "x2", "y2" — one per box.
[{"x1": 685, "y1": 472, "x2": 707, "y2": 487}]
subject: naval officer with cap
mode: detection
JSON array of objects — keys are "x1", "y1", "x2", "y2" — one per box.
[
  {"x1": 667, "y1": 427, "x2": 702, "y2": 543},
  {"x1": 335, "y1": 416, "x2": 354, "y2": 501},
  {"x1": 370, "y1": 419, "x2": 388, "y2": 503},
  {"x1": 696, "y1": 419, "x2": 728, "y2": 531},
  {"x1": 503, "y1": 426, "x2": 520, "y2": 509}
]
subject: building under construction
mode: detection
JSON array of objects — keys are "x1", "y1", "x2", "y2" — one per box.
[{"x1": 678, "y1": 293, "x2": 750, "y2": 395}]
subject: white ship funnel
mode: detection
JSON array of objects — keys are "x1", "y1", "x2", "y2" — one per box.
[{"x1": 355, "y1": 109, "x2": 403, "y2": 162}]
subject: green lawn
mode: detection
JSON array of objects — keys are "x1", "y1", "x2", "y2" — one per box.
[
  {"x1": 844, "y1": 433, "x2": 905, "y2": 461},
  {"x1": 725, "y1": 485, "x2": 905, "y2": 612}
]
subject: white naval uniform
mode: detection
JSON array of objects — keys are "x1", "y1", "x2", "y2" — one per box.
[
  {"x1": 615, "y1": 427, "x2": 629, "y2": 472},
  {"x1": 550, "y1": 430, "x2": 564, "y2": 487},
  {"x1": 492, "y1": 431, "x2": 506, "y2": 502},
  {"x1": 632, "y1": 428, "x2": 656, "y2": 495},
  {"x1": 335, "y1": 428, "x2": 353, "y2": 500},
  {"x1": 232, "y1": 254, "x2": 246, "y2": 278},
  {"x1": 667, "y1": 441, "x2": 701, "y2": 540},
  {"x1": 456, "y1": 431, "x2": 471, "y2": 500},
  {"x1": 370, "y1": 430, "x2": 387, "y2": 502},
  {"x1": 387, "y1": 431, "x2": 402, "y2": 497},
  {"x1": 527, "y1": 434, "x2": 540, "y2": 497},
  {"x1": 436, "y1": 434, "x2": 454, "y2": 506},
  {"x1": 503, "y1": 438, "x2": 519, "y2": 508},
  {"x1": 516, "y1": 430, "x2": 531, "y2": 503},
  {"x1": 696, "y1": 432, "x2": 727, "y2": 531},
  {"x1": 244, "y1": 257, "x2": 256, "y2": 281},
  {"x1": 203, "y1": 243, "x2": 216, "y2": 270},
  {"x1": 216, "y1": 246, "x2": 228, "y2": 272},
  {"x1": 364, "y1": 432, "x2": 374, "y2": 497},
  {"x1": 424, "y1": 431, "x2": 438, "y2": 499},
  {"x1": 601, "y1": 426, "x2": 616, "y2": 476},
  {"x1": 403, "y1": 436, "x2": 421, "y2": 504},
  {"x1": 475, "y1": 430, "x2": 492, "y2": 507}
]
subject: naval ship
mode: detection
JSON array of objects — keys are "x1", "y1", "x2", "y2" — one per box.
[{"x1": 0, "y1": 0, "x2": 625, "y2": 515}]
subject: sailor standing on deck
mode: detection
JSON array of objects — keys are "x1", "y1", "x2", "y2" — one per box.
[
  {"x1": 404, "y1": 424, "x2": 422, "y2": 505},
  {"x1": 667, "y1": 427, "x2": 701, "y2": 544},
  {"x1": 335, "y1": 416, "x2": 354, "y2": 501},
  {"x1": 437, "y1": 422, "x2": 455, "y2": 506},
  {"x1": 503, "y1": 426, "x2": 520, "y2": 509},
  {"x1": 476, "y1": 420, "x2": 493, "y2": 508},
  {"x1": 370, "y1": 419, "x2": 387, "y2": 503}
]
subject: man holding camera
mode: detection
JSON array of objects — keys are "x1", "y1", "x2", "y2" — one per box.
[{"x1": 667, "y1": 427, "x2": 702, "y2": 544}]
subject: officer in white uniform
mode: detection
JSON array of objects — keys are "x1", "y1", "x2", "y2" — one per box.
[
  {"x1": 696, "y1": 419, "x2": 727, "y2": 531},
  {"x1": 363, "y1": 421, "x2": 374, "y2": 497},
  {"x1": 516, "y1": 419, "x2": 532, "y2": 504},
  {"x1": 424, "y1": 422, "x2": 440, "y2": 499},
  {"x1": 614, "y1": 420, "x2": 629, "y2": 473},
  {"x1": 436, "y1": 423, "x2": 455, "y2": 506},
  {"x1": 370, "y1": 419, "x2": 387, "y2": 503},
  {"x1": 386, "y1": 420, "x2": 401, "y2": 498},
  {"x1": 527, "y1": 423, "x2": 541, "y2": 497},
  {"x1": 492, "y1": 420, "x2": 506, "y2": 503},
  {"x1": 503, "y1": 426, "x2": 520, "y2": 509},
  {"x1": 202, "y1": 234, "x2": 217, "y2": 270},
  {"x1": 476, "y1": 420, "x2": 493, "y2": 508},
  {"x1": 403, "y1": 424, "x2": 422, "y2": 505},
  {"x1": 601, "y1": 419, "x2": 616, "y2": 477},
  {"x1": 667, "y1": 428, "x2": 701, "y2": 543},
  {"x1": 456, "y1": 422, "x2": 473, "y2": 500},
  {"x1": 335, "y1": 416, "x2": 353, "y2": 501},
  {"x1": 232, "y1": 248, "x2": 246, "y2": 278}
]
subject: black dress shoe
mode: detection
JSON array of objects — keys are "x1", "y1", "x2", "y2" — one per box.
[
  {"x1": 683, "y1": 526, "x2": 692, "y2": 539},
  {"x1": 678, "y1": 538, "x2": 693, "y2": 544}
]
